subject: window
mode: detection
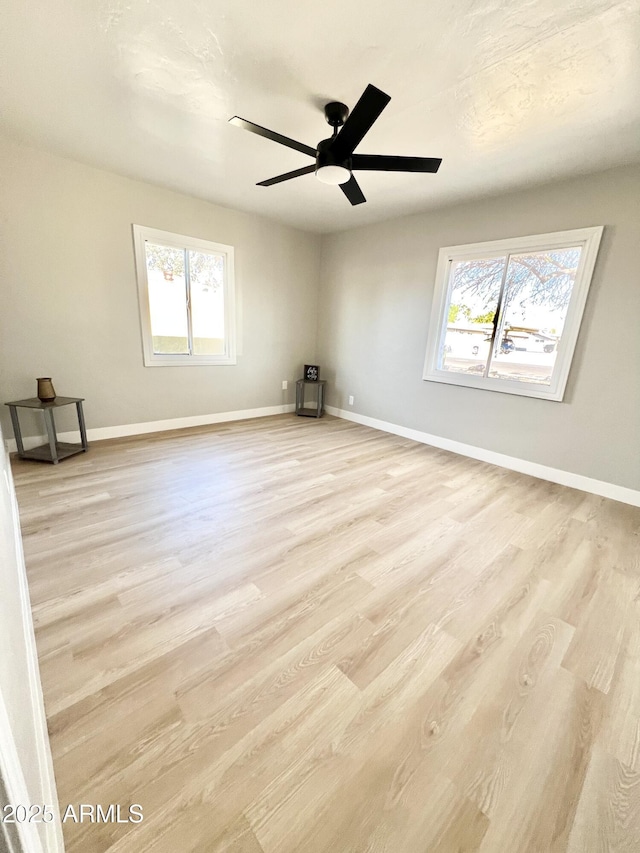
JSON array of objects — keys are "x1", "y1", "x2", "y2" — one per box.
[
  {"x1": 133, "y1": 225, "x2": 236, "y2": 366},
  {"x1": 423, "y1": 226, "x2": 603, "y2": 401}
]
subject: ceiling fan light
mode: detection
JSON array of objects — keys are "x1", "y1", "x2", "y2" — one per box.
[{"x1": 316, "y1": 165, "x2": 351, "y2": 185}]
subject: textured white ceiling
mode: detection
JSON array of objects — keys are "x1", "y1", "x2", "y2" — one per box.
[{"x1": 2, "y1": 0, "x2": 639, "y2": 232}]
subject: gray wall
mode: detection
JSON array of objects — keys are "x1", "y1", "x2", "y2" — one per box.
[
  {"x1": 317, "y1": 165, "x2": 640, "y2": 490},
  {"x1": 0, "y1": 137, "x2": 321, "y2": 438},
  {"x1": 1, "y1": 136, "x2": 638, "y2": 489}
]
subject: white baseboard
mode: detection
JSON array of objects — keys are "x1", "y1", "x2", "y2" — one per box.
[
  {"x1": 7, "y1": 401, "x2": 638, "y2": 507},
  {"x1": 4, "y1": 404, "x2": 296, "y2": 453},
  {"x1": 326, "y1": 406, "x2": 640, "y2": 508}
]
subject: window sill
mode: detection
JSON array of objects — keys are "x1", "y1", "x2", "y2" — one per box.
[
  {"x1": 423, "y1": 369, "x2": 563, "y2": 401},
  {"x1": 143, "y1": 355, "x2": 237, "y2": 367}
]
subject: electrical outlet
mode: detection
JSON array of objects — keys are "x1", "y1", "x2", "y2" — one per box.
[
  {"x1": 282, "y1": 380, "x2": 288, "y2": 390},
  {"x1": 348, "y1": 395, "x2": 354, "y2": 406}
]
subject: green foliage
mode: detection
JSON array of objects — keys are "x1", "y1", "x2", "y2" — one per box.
[
  {"x1": 448, "y1": 303, "x2": 493, "y2": 325},
  {"x1": 448, "y1": 303, "x2": 472, "y2": 323},
  {"x1": 470, "y1": 309, "x2": 496, "y2": 324}
]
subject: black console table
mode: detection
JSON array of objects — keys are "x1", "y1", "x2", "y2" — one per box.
[{"x1": 5, "y1": 397, "x2": 88, "y2": 464}]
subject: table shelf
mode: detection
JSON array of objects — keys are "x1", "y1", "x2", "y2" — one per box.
[{"x1": 19, "y1": 442, "x2": 87, "y2": 463}]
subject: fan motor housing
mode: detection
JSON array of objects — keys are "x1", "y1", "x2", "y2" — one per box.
[{"x1": 316, "y1": 137, "x2": 350, "y2": 171}]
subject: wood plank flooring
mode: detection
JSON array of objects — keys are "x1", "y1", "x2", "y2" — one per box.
[{"x1": 12, "y1": 414, "x2": 640, "y2": 853}]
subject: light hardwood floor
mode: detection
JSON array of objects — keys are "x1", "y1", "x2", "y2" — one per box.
[{"x1": 12, "y1": 414, "x2": 640, "y2": 853}]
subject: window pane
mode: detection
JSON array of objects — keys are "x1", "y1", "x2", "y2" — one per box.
[
  {"x1": 440, "y1": 256, "x2": 505, "y2": 375},
  {"x1": 488, "y1": 247, "x2": 582, "y2": 385},
  {"x1": 189, "y1": 251, "x2": 226, "y2": 356},
  {"x1": 145, "y1": 243, "x2": 189, "y2": 353}
]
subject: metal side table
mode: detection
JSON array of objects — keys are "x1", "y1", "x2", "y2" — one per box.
[
  {"x1": 295, "y1": 379, "x2": 326, "y2": 418},
  {"x1": 5, "y1": 397, "x2": 88, "y2": 464}
]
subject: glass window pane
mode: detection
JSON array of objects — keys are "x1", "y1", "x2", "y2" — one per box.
[
  {"x1": 488, "y1": 247, "x2": 582, "y2": 385},
  {"x1": 439, "y1": 256, "x2": 505, "y2": 375},
  {"x1": 145, "y1": 243, "x2": 189, "y2": 354},
  {"x1": 189, "y1": 251, "x2": 226, "y2": 356}
]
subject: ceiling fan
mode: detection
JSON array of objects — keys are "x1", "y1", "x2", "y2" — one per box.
[{"x1": 229, "y1": 84, "x2": 442, "y2": 206}]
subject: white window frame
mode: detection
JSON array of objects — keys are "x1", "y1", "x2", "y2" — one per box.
[
  {"x1": 132, "y1": 224, "x2": 236, "y2": 367},
  {"x1": 422, "y1": 226, "x2": 603, "y2": 401}
]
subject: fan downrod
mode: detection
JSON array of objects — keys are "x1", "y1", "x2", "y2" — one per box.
[{"x1": 324, "y1": 101, "x2": 350, "y2": 128}]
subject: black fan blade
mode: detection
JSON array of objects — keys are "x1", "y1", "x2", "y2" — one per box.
[
  {"x1": 257, "y1": 165, "x2": 316, "y2": 186},
  {"x1": 340, "y1": 175, "x2": 366, "y2": 206},
  {"x1": 330, "y1": 84, "x2": 391, "y2": 160},
  {"x1": 229, "y1": 117, "x2": 316, "y2": 158},
  {"x1": 352, "y1": 154, "x2": 442, "y2": 173}
]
